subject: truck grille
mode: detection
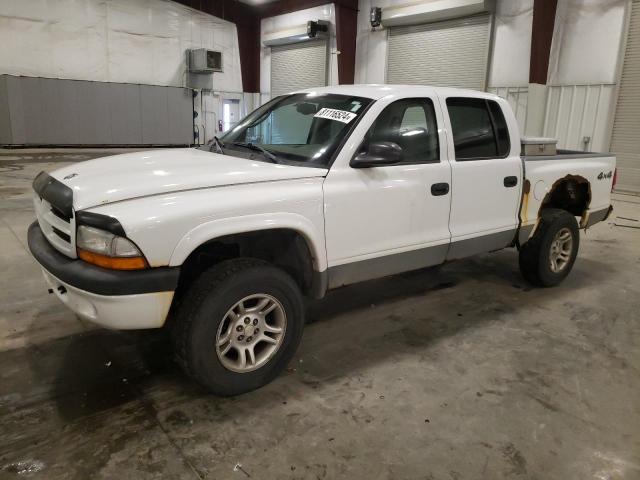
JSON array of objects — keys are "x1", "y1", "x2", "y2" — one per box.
[{"x1": 32, "y1": 172, "x2": 77, "y2": 258}]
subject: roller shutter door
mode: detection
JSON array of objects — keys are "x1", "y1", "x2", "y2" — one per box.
[
  {"x1": 610, "y1": 0, "x2": 640, "y2": 193},
  {"x1": 387, "y1": 14, "x2": 491, "y2": 91},
  {"x1": 270, "y1": 40, "x2": 328, "y2": 97}
]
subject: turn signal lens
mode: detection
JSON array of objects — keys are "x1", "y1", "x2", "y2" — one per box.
[{"x1": 77, "y1": 249, "x2": 148, "y2": 270}]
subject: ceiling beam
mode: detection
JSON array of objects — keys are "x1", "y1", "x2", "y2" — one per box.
[
  {"x1": 254, "y1": 0, "x2": 358, "y2": 18},
  {"x1": 175, "y1": 0, "x2": 257, "y2": 26}
]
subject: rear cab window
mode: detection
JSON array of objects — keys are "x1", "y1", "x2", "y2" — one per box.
[{"x1": 446, "y1": 97, "x2": 510, "y2": 160}]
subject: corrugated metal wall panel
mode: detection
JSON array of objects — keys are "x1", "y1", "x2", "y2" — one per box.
[
  {"x1": 387, "y1": 14, "x2": 491, "y2": 90},
  {"x1": 109, "y1": 83, "x2": 143, "y2": 145},
  {"x1": 76, "y1": 81, "x2": 112, "y2": 145},
  {"x1": 5, "y1": 76, "x2": 26, "y2": 143},
  {"x1": 141, "y1": 85, "x2": 169, "y2": 145},
  {"x1": 489, "y1": 86, "x2": 529, "y2": 133},
  {"x1": 542, "y1": 84, "x2": 615, "y2": 153},
  {"x1": 167, "y1": 87, "x2": 194, "y2": 145},
  {"x1": 611, "y1": 0, "x2": 640, "y2": 192},
  {"x1": 0, "y1": 75, "x2": 192, "y2": 146},
  {"x1": 270, "y1": 41, "x2": 328, "y2": 97},
  {"x1": 0, "y1": 76, "x2": 10, "y2": 144}
]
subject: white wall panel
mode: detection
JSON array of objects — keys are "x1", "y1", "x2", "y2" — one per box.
[
  {"x1": 0, "y1": 0, "x2": 243, "y2": 90},
  {"x1": 542, "y1": 84, "x2": 616, "y2": 152},
  {"x1": 548, "y1": 0, "x2": 628, "y2": 85},
  {"x1": 354, "y1": 0, "x2": 388, "y2": 84},
  {"x1": 488, "y1": 0, "x2": 533, "y2": 87}
]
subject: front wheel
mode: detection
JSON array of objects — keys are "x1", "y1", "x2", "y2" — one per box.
[
  {"x1": 173, "y1": 258, "x2": 305, "y2": 396},
  {"x1": 519, "y1": 208, "x2": 580, "y2": 287}
]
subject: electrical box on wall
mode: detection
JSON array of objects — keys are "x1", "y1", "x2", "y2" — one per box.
[{"x1": 189, "y1": 49, "x2": 223, "y2": 73}]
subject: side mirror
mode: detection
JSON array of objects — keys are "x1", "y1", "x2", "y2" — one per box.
[{"x1": 350, "y1": 141, "x2": 403, "y2": 168}]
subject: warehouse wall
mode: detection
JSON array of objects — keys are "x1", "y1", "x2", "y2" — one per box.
[
  {"x1": 260, "y1": 4, "x2": 339, "y2": 104},
  {"x1": 542, "y1": 0, "x2": 628, "y2": 152},
  {"x1": 488, "y1": 0, "x2": 533, "y2": 88},
  {"x1": 0, "y1": 75, "x2": 193, "y2": 145},
  {"x1": 0, "y1": 0, "x2": 242, "y2": 91},
  {"x1": 548, "y1": 0, "x2": 627, "y2": 85},
  {"x1": 0, "y1": 0, "x2": 246, "y2": 145},
  {"x1": 354, "y1": 0, "x2": 533, "y2": 87},
  {"x1": 490, "y1": 0, "x2": 629, "y2": 152},
  {"x1": 354, "y1": 0, "x2": 630, "y2": 153}
]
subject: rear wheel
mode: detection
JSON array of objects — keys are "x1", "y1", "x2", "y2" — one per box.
[
  {"x1": 519, "y1": 208, "x2": 580, "y2": 287},
  {"x1": 173, "y1": 258, "x2": 304, "y2": 395}
]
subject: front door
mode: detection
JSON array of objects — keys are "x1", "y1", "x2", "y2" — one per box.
[
  {"x1": 323, "y1": 97, "x2": 452, "y2": 287},
  {"x1": 443, "y1": 96, "x2": 523, "y2": 259}
]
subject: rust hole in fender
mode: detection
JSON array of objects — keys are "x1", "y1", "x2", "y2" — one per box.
[{"x1": 539, "y1": 174, "x2": 591, "y2": 227}]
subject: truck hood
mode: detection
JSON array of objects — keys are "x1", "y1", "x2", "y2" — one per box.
[{"x1": 49, "y1": 148, "x2": 328, "y2": 211}]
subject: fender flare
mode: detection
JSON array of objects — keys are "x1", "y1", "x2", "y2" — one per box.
[{"x1": 168, "y1": 212, "x2": 327, "y2": 271}]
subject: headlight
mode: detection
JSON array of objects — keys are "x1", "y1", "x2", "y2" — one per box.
[{"x1": 76, "y1": 226, "x2": 148, "y2": 270}]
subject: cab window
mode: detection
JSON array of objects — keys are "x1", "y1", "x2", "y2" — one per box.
[
  {"x1": 359, "y1": 98, "x2": 440, "y2": 164},
  {"x1": 446, "y1": 97, "x2": 511, "y2": 160}
]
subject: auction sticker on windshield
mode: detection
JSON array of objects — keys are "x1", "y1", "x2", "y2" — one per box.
[{"x1": 314, "y1": 108, "x2": 357, "y2": 124}]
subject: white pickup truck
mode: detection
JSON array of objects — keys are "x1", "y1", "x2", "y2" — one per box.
[{"x1": 28, "y1": 85, "x2": 615, "y2": 395}]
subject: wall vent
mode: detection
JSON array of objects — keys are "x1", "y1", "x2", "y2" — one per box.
[{"x1": 188, "y1": 49, "x2": 223, "y2": 73}]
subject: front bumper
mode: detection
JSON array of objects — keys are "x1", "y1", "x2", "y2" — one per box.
[{"x1": 28, "y1": 221, "x2": 180, "y2": 329}]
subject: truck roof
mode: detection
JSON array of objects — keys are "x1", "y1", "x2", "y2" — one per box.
[{"x1": 292, "y1": 84, "x2": 502, "y2": 101}]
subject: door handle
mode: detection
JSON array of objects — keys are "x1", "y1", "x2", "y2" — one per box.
[
  {"x1": 431, "y1": 182, "x2": 450, "y2": 196},
  {"x1": 504, "y1": 176, "x2": 518, "y2": 187}
]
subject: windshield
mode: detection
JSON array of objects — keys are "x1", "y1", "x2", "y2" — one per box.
[{"x1": 220, "y1": 93, "x2": 373, "y2": 167}]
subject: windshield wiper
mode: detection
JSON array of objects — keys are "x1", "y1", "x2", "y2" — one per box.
[
  {"x1": 209, "y1": 136, "x2": 226, "y2": 154},
  {"x1": 232, "y1": 142, "x2": 278, "y2": 163}
]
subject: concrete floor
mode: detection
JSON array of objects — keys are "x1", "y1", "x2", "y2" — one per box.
[{"x1": 1, "y1": 148, "x2": 639, "y2": 480}]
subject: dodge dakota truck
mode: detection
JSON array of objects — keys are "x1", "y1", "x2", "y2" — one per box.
[{"x1": 28, "y1": 85, "x2": 616, "y2": 395}]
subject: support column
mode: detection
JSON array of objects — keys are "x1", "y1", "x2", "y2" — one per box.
[
  {"x1": 236, "y1": 22, "x2": 261, "y2": 93},
  {"x1": 335, "y1": 3, "x2": 359, "y2": 84},
  {"x1": 526, "y1": 0, "x2": 558, "y2": 136},
  {"x1": 529, "y1": 0, "x2": 558, "y2": 84}
]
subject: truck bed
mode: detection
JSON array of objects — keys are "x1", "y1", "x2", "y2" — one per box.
[
  {"x1": 520, "y1": 150, "x2": 616, "y2": 241},
  {"x1": 522, "y1": 149, "x2": 614, "y2": 162}
]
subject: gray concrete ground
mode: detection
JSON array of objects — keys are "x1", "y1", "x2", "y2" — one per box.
[{"x1": 0, "y1": 148, "x2": 639, "y2": 480}]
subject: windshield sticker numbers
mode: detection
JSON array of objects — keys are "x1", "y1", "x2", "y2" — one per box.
[{"x1": 314, "y1": 108, "x2": 357, "y2": 124}]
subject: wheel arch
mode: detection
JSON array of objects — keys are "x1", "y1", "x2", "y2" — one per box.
[
  {"x1": 539, "y1": 175, "x2": 591, "y2": 224},
  {"x1": 169, "y1": 214, "x2": 327, "y2": 298}
]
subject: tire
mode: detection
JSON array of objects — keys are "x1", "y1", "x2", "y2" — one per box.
[
  {"x1": 173, "y1": 258, "x2": 305, "y2": 396},
  {"x1": 519, "y1": 208, "x2": 580, "y2": 287}
]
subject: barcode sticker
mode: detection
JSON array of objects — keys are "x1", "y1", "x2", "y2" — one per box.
[{"x1": 313, "y1": 108, "x2": 357, "y2": 124}]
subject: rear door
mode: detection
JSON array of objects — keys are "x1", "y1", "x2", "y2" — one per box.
[{"x1": 443, "y1": 96, "x2": 522, "y2": 259}]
